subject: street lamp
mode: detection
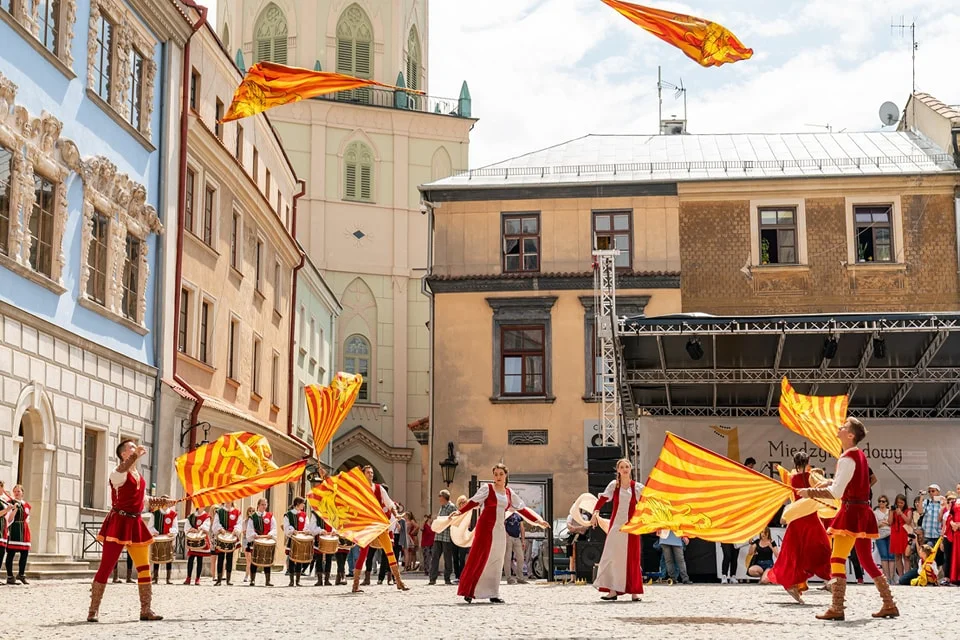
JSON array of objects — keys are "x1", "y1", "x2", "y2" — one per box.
[{"x1": 439, "y1": 441, "x2": 458, "y2": 487}]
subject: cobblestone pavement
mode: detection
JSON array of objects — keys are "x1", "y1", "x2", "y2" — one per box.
[{"x1": 1, "y1": 573, "x2": 956, "y2": 639}]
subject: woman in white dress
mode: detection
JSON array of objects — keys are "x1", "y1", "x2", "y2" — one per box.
[
  {"x1": 453, "y1": 463, "x2": 548, "y2": 603},
  {"x1": 592, "y1": 458, "x2": 644, "y2": 601}
]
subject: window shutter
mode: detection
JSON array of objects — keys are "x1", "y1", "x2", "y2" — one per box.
[
  {"x1": 355, "y1": 41, "x2": 371, "y2": 77},
  {"x1": 345, "y1": 163, "x2": 357, "y2": 199},
  {"x1": 256, "y1": 38, "x2": 270, "y2": 63},
  {"x1": 336, "y1": 39, "x2": 352, "y2": 73},
  {"x1": 274, "y1": 37, "x2": 287, "y2": 65},
  {"x1": 359, "y1": 165, "x2": 372, "y2": 200}
]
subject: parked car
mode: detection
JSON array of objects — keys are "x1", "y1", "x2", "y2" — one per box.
[{"x1": 527, "y1": 518, "x2": 570, "y2": 579}]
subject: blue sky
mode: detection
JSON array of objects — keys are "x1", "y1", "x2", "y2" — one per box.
[{"x1": 206, "y1": 0, "x2": 958, "y2": 168}]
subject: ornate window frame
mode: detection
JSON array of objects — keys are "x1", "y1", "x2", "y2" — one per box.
[
  {"x1": 343, "y1": 140, "x2": 374, "y2": 202},
  {"x1": 487, "y1": 297, "x2": 557, "y2": 403},
  {"x1": 0, "y1": 0, "x2": 78, "y2": 76},
  {"x1": 86, "y1": 0, "x2": 157, "y2": 143},
  {"x1": 0, "y1": 72, "x2": 76, "y2": 295},
  {"x1": 75, "y1": 155, "x2": 162, "y2": 335}
]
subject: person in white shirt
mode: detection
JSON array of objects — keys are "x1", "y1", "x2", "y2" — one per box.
[{"x1": 245, "y1": 498, "x2": 277, "y2": 587}]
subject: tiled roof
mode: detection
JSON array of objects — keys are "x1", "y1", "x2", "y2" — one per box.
[
  {"x1": 423, "y1": 131, "x2": 958, "y2": 190},
  {"x1": 912, "y1": 93, "x2": 960, "y2": 125}
]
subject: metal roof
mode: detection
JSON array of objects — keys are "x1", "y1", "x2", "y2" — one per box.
[
  {"x1": 614, "y1": 312, "x2": 960, "y2": 420},
  {"x1": 425, "y1": 132, "x2": 958, "y2": 189}
]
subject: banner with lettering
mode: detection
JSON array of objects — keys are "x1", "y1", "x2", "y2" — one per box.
[{"x1": 634, "y1": 417, "x2": 960, "y2": 502}]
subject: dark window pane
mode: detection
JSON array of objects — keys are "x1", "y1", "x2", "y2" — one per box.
[
  {"x1": 779, "y1": 228, "x2": 795, "y2": 248},
  {"x1": 595, "y1": 235, "x2": 613, "y2": 250},
  {"x1": 505, "y1": 255, "x2": 520, "y2": 271},
  {"x1": 522, "y1": 329, "x2": 543, "y2": 349},
  {"x1": 503, "y1": 330, "x2": 522, "y2": 351},
  {"x1": 522, "y1": 238, "x2": 538, "y2": 254},
  {"x1": 523, "y1": 254, "x2": 538, "y2": 270},
  {"x1": 1, "y1": 146, "x2": 13, "y2": 256},
  {"x1": 780, "y1": 247, "x2": 796, "y2": 264},
  {"x1": 122, "y1": 235, "x2": 141, "y2": 320},
  {"x1": 504, "y1": 238, "x2": 520, "y2": 255}
]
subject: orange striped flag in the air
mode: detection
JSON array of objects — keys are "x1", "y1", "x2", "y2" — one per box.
[
  {"x1": 305, "y1": 373, "x2": 364, "y2": 457},
  {"x1": 621, "y1": 433, "x2": 794, "y2": 543},
  {"x1": 778, "y1": 377, "x2": 845, "y2": 459},
  {"x1": 307, "y1": 467, "x2": 390, "y2": 548},
  {"x1": 175, "y1": 432, "x2": 279, "y2": 497},
  {"x1": 189, "y1": 460, "x2": 307, "y2": 509}
]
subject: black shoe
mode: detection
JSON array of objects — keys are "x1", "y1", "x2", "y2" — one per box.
[
  {"x1": 214, "y1": 579, "x2": 222, "y2": 586},
  {"x1": 464, "y1": 596, "x2": 472, "y2": 603},
  {"x1": 6, "y1": 577, "x2": 16, "y2": 585},
  {"x1": 249, "y1": 581, "x2": 256, "y2": 587},
  {"x1": 17, "y1": 576, "x2": 28, "y2": 585},
  {"x1": 265, "y1": 580, "x2": 273, "y2": 587},
  {"x1": 490, "y1": 598, "x2": 505, "y2": 603},
  {"x1": 428, "y1": 580, "x2": 436, "y2": 585},
  {"x1": 601, "y1": 594, "x2": 618, "y2": 601}
]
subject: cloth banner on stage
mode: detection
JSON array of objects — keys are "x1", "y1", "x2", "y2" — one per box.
[
  {"x1": 188, "y1": 460, "x2": 306, "y2": 508},
  {"x1": 222, "y1": 62, "x2": 424, "y2": 122},
  {"x1": 600, "y1": 0, "x2": 753, "y2": 67},
  {"x1": 307, "y1": 467, "x2": 390, "y2": 548},
  {"x1": 622, "y1": 433, "x2": 794, "y2": 543},
  {"x1": 778, "y1": 377, "x2": 845, "y2": 459},
  {"x1": 175, "y1": 432, "x2": 279, "y2": 497},
  {"x1": 304, "y1": 373, "x2": 363, "y2": 457}
]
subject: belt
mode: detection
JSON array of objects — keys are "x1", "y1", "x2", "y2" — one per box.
[
  {"x1": 111, "y1": 508, "x2": 139, "y2": 518},
  {"x1": 842, "y1": 500, "x2": 871, "y2": 505}
]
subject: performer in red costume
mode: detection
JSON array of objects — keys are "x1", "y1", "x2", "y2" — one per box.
[
  {"x1": 591, "y1": 458, "x2": 644, "y2": 601},
  {"x1": 944, "y1": 492, "x2": 960, "y2": 585},
  {"x1": 769, "y1": 451, "x2": 831, "y2": 603},
  {"x1": 453, "y1": 463, "x2": 548, "y2": 604},
  {"x1": 183, "y1": 504, "x2": 212, "y2": 585},
  {"x1": 351, "y1": 465, "x2": 408, "y2": 593},
  {"x1": 800, "y1": 417, "x2": 899, "y2": 621},
  {"x1": 88, "y1": 439, "x2": 165, "y2": 622},
  {"x1": 246, "y1": 498, "x2": 276, "y2": 587},
  {"x1": 146, "y1": 497, "x2": 177, "y2": 585},
  {"x1": 211, "y1": 501, "x2": 242, "y2": 585},
  {"x1": 283, "y1": 497, "x2": 309, "y2": 587},
  {"x1": 1, "y1": 484, "x2": 31, "y2": 585}
]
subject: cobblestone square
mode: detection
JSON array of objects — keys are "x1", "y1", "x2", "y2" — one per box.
[{"x1": 1, "y1": 575, "x2": 955, "y2": 639}]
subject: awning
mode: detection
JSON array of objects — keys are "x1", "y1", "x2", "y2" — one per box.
[{"x1": 616, "y1": 312, "x2": 960, "y2": 419}]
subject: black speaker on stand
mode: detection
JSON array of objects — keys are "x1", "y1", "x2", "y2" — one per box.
[{"x1": 586, "y1": 446, "x2": 622, "y2": 548}]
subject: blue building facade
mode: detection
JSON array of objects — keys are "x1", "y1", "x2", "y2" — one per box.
[{"x1": 0, "y1": 0, "x2": 188, "y2": 563}]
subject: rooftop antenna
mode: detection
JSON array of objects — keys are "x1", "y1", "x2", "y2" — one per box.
[
  {"x1": 657, "y1": 65, "x2": 687, "y2": 133},
  {"x1": 890, "y1": 17, "x2": 918, "y2": 95}
]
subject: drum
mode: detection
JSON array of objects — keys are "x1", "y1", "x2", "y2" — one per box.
[
  {"x1": 251, "y1": 538, "x2": 276, "y2": 567},
  {"x1": 215, "y1": 532, "x2": 238, "y2": 553},
  {"x1": 316, "y1": 534, "x2": 339, "y2": 555},
  {"x1": 150, "y1": 535, "x2": 174, "y2": 564},
  {"x1": 290, "y1": 532, "x2": 314, "y2": 564},
  {"x1": 185, "y1": 531, "x2": 207, "y2": 550},
  {"x1": 337, "y1": 537, "x2": 354, "y2": 553}
]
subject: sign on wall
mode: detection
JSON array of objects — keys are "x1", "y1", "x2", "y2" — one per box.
[{"x1": 583, "y1": 419, "x2": 603, "y2": 468}]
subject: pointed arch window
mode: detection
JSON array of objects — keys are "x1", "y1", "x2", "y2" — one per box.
[
  {"x1": 406, "y1": 26, "x2": 422, "y2": 91},
  {"x1": 343, "y1": 142, "x2": 374, "y2": 202},
  {"x1": 343, "y1": 334, "x2": 370, "y2": 400},
  {"x1": 254, "y1": 3, "x2": 288, "y2": 65},
  {"x1": 335, "y1": 4, "x2": 373, "y2": 103}
]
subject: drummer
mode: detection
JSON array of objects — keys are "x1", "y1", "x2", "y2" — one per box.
[
  {"x1": 146, "y1": 495, "x2": 177, "y2": 585},
  {"x1": 211, "y1": 501, "x2": 242, "y2": 586},
  {"x1": 283, "y1": 497, "x2": 309, "y2": 587},
  {"x1": 246, "y1": 498, "x2": 276, "y2": 587},
  {"x1": 309, "y1": 510, "x2": 348, "y2": 586},
  {"x1": 184, "y1": 505, "x2": 212, "y2": 585}
]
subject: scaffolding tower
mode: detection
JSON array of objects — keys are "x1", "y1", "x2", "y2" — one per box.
[{"x1": 593, "y1": 250, "x2": 621, "y2": 448}]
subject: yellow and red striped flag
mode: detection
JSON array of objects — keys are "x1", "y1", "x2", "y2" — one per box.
[
  {"x1": 222, "y1": 62, "x2": 424, "y2": 122},
  {"x1": 307, "y1": 467, "x2": 389, "y2": 548},
  {"x1": 600, "y1": 0, "x2": 753, "y2": 67},
  {"x1": 778, "y1": 377, "x2": 845, "y2": 459},
  {"x1": 189, "y1": 460, "x2": 306, "y2": 509},
  {"x1": 305, "y1": 373, "x2": 363, "y2": 456},
  {"x1": 175, "y1": 432, "x2": 278, "y2": 497},
  {"x1": 622, "y1": 433, "x2": 793, "y2": 543}
]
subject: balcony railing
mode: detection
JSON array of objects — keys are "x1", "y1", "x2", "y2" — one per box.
[
  {"x1": 82, "y1": 521, "x2": 187, "y2": 560},
  {"x1": 314, "y1": 86, "x2": 469, "y2": 118}
]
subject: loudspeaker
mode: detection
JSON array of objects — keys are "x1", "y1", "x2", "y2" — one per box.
[
  {"x1": 587, "y1": 446, "x2": 622, "y2": 460},
  {"x1": 587, "y1": 457, "x2": 619, "y2": 475},
  {"x1": 575, "y1": 541, "x2": 604, "y2": 582}
]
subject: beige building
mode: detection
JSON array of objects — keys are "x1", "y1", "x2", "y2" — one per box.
[
  {"x1": 218, "y1": 0, "x2": 475, "y2": 516},
  {"x1": 155, "y1": 18, "x2": 306, "y2": 515}
]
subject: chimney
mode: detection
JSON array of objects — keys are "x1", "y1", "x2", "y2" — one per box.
[{"x1": 660, "y1": 117, "x2": 686, "y2": 135}]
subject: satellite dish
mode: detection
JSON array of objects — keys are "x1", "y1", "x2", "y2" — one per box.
[{"x1": 879, "y1": 101, "x2": 900, "y2": 126}]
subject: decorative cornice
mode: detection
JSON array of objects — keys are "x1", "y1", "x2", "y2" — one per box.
[
  {"x1": 421, "y1": 181, "x2": 678, "y2": 203},
  {"x1": 428, "y1": 272, "x2": 680, "y2": 294},
  {"x1": 332, "y1": 425, "x2": 414, "y2": 463}
]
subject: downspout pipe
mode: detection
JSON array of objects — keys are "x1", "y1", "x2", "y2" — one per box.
[
  {"x1": 171, "y1": 0, "x2": 208, "y2": 449},
  {"x1": 287, "y1": 179, "x2": 312, "y2": 460},
  {"x1": 420, "y1": 197, "x2": 437, "y2": 512}
]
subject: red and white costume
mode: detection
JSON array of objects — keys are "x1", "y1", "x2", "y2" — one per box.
[
  {"x1": 146, "y1": 508, "x2": 178, "y2": 538},
  {"x1": 5, "y1": 499, "x2": 31, "y2": 551},
  {"x1": 354, "y1": 483, "x2": 396, "y2": 569},
  {"x1": 592, "y1": 479, "x2": 644, "y2": 596},
  {"x1": 97, "y1": 472, "x2": 151, "y2": 547},
  {"x1": 456, "y1": 484, "x2": 541, "y2": 600},
  {"x1": 769, "y1": 471, "x2": 831, "y2": 589},
  {"x1": 185, "y1": 511, "x2": 212, "y2": 556},
  {"x1": 827, "y1": 448, "x2": 879, "y2": 539},
  {"x1": 283, "y1": 509, "x2": 308, "y2": 554},
  {"x1": 944, "y1": 500, "x2": 960, "y2": 583},
  {"x1": 245, "y1": 511, "x2": 276, "y2": 546},
  {"x1": 211, "y1": 507, "x2": 242, "y2": 548}
]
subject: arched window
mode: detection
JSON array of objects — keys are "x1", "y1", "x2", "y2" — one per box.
[
  {"x1": 336, "y1": 4, "x2": 373, "y2": 102},
  {"x1": 222, "y1": 22, "x2": 230, "y2": 51},
  {"x1": 343, "y1": 334, "x2": 370, "y2": 400},
  {"x1": 406, "y1": 26, "x2": 422, "y2": 91},
  {"x1": 254, "y1": 3, "x2": 288, "y2": 64},
  {"x1": 343, "y1": 141, "x2": 374, "y2": 202}
]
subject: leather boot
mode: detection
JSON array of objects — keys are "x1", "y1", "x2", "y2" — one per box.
[
  {"x1": 125, "y1": 565, "x2": 134, "y2": 583},
  {"x1": 87, "y1": 581, "x2": 106, "y2": 622},
  {"x1": 361, "y1": 570, "x2": 371, "y2": 586},
  {"x1": 871, "y1": 574, "x2": 900, "y2": 618},
  {"x1": 152, "y1": 567, "x2": 158, "y2": 585},
  {"x1": 336, "y1": 570, "x2": 345, "y2": 586},
  {"x1": 138, "y1": 583, "x2": 163, "y2": 621},
  {"x1": 165, "y1": 565, "x2": 172, "y2": 585},
  {"x1": 352, "y1": 571, "x2": 363, "y2": 593},
  {"x1": 324, "y1": 571, "x2": 331, "y2": 586},
  {"x1": 816, "y1": 578, "x2": 846, "y2": 621},
  {"x1": 295, "y1": 571, "x2": 301, "y2": 586},
  {"x1": 390, "y1": 563, "x2": 410, "y2": 591},
  {"x1": 315, "y1": 570, "x2": 323, "y2": 586},
  {"x1": 288, "y1": 571, "x2": 295, "y2": 587}
]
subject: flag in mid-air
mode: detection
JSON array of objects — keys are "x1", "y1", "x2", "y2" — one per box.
[
  {"x1": 304, "y1": 373, "x2": 364, "y2": 457},
  {"x1": 779, "y1": 377, "x2": 846, "y2": 459}
]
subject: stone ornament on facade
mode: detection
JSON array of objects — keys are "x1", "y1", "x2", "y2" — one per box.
[
  {"x1": 75, "y1": 155, "x2": 162, "y2": 333},
  {"x1": 0, "y1": 72, "x2": 75, "y2": 291},
  {"x1": 1, "y1": 0, "x2": 77, "y2": 69},
  {"x1": 86, "y1": 0, "x2": 158, "y2": 140}
]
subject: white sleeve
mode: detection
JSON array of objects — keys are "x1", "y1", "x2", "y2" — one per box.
[
  {"x1": 634, "y1": 482, "x2": 645, "y2": 501},
  {"x1": 511, "y1": 492, "x2": 527, "y2": 512},
  {"x1": 600, "y1": 480, "x2": 617, "y2": 501},
  {"x1": 233, "y1": 517, "x2": 243, "y2": 535},
  {"x1": 379, "y1": 487, "x2": 396, "y2": 513},
  {"x1": 245, "y1": 519, "x2": 255, "y2": 544},
  {"x1": 144, "y1": 514, "x2": 157, "y2": 535},
  {"x1": 467, "y1": 483, "x2": 490, "y2": 507},
  {"x1": 109, "y1": 471, "x2": 127, "y2": 489},
  {"x1": 828, "y1": 456, "x2": 855, "y2": 499},
  {"x1": 269, "y1": 516, "x2": 277, "y2": 538},
  {"x1": 200, "y1": 517, "x2": 211, "y2": 533},
  {"x1": 283, "y1": 514, "x2": 295, "y2": 536},
  {"x1": 169, "y1": 513, "x2": 178, "y2": 535},
  {"x1": 211, "y1": 516, "x2": 222, "y2": 536}
]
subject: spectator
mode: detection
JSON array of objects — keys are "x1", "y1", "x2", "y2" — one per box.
[
  {"x1": 421, "y1": 514, "x2": 435, "y2": 576},
  {"x1": 404, "y1": 513, "x2": 419, "y2": 572},
  {"x1": 659, "y1": 530, "x2": 692, "y2": 584},
  {"x1": 746, "y1": 527, "x2": 778, "y2": 584},
  {"x1": 889, "y1": 494, "x2": 912, "y2": 580},
  {"x1": 920, "y1": 484, "x2": 945, "y2": 576},
  {"x1": 503, "y1": 512, "x2": 527, "y2": 584},
  {"x1": 743, "y1": 458, "x2": 757, "y2": 469},
  {"x1": 454, "y1": 495, "x2": 470, "y2": 578},
  {"x1": 874, "y1": 495, "x2": 894, "y2": 582},
  {"x1": 942, "y1": 491, "x2": 958, "y2": 584},
  {"x1": 429, "y1": 490, "x2": 457, "y2": 586},
  {"x1": 898, "y1": 538, "x2": 937, "y2": 586}
]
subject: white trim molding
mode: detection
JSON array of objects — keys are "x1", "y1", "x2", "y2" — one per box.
[
  {"x1": 844, "y1": 195, "x2": 905, "y2": 266},
  {"x1": 749, "y1": 197, "x2": 808, "y2": 267}
]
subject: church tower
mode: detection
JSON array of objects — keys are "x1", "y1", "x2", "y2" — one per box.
[{"x1": 219, "y1": 1, "x2": 474, "y2": 517}]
